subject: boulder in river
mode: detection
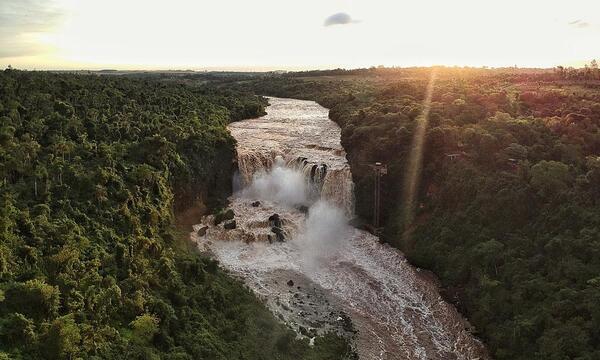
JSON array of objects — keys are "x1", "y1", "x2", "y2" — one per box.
[
  {"x1": 287, "y1": 279, "x2": 294, "y2": 287},
  {"x1": 271, "y1": 226, "x2": 285, "y2": 242},
  {"x1": 223, "y1": 220, "x2": 237, "y2": 230},
  {"x1": 214, "y1": 209, "x2": 235, "y2": 225},
  {"x1": 268, "y1": 213, "x2": 282, "y2": 228},
  {"x1": 197, "y1": 226, "x2": 209, "y2": 236},
  {"x1": 251, "y1": 201, "x2": 261, "y2": 207}
]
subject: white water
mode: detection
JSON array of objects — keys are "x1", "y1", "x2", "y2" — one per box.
[
  {"x1": 192, "y1": 97, "x2": 487, "y2": 359},
  {"x1": 241, "y1": 157, "x2": 309, "y2": 207}
]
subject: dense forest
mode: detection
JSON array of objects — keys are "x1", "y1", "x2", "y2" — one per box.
[
  {"x1": 210, "y1": 66, "x2": 600, "y2": 359},
  {"x1": 0, "y1": 70, "x2": 353, "y2": 359}
]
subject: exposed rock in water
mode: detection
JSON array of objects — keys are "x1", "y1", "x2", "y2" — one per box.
[
  {"x1": 197, "y1": 226, "x2": 209, "y2": 236},
  {"x1": 214, "y1": 209, "x2": 235, "y2": 225},
  {"x1": 287, "y1": 279, "x2": 294, "y2": 287},
  {"x1": 271, "y1": 226, "x2": 285, "y2": 242},
  {"x1": 251, "y1": 201, "x2": 261, "y2": 207},
  {"x1": 268, "y1": 213, "x2": 282, "y2": 228},
  {"x1": 223, "y1": 220, "x2": 237, "y2": 230}
]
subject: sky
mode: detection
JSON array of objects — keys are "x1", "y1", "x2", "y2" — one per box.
[{"x1": 1, "y1": 0, "x2": 599, "y2": 70}]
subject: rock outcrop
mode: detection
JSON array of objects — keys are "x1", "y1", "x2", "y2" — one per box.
[
  {"x1": 214, "y1": 209, "x2": 235, "y2": 225},
  {"x1": 223, "y1": 220, "x2": 237, "y2": 230}
]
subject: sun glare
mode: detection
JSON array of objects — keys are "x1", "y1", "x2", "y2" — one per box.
[{"x1": 402, "y1": 68, "x2": 436, "y2": 243}]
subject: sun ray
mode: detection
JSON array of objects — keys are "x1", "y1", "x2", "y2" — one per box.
[{"x1": 401, "y1": 68, "x2": 437, "y2": 244}]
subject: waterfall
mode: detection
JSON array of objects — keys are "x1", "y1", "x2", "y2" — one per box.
[
  {"x1": 321, "y1": 167, "x2": 354, "y2": 217},
  {"x1": 236, "y1": 149, "x2": 282, "y2": 185},
  {"x1": 193, "y1": 97, "x2": 488, "y2": 360},
  {"x1": 235, "y1": 152, "x2": 355, "y2": 216}
]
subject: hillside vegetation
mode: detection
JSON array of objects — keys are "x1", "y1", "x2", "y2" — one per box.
[
  {"x1": 0, "y1": 70, "x2": 352, "y2": 359},
  {"x1": 216, "y1": 66, "x2": 600, "y2": 359}
]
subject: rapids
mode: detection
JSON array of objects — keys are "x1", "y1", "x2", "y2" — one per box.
[{"x1": 192, "y1": 97, "x2": 487, "y2": 359}]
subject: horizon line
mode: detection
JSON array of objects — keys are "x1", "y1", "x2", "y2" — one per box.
[{"x1": 3, "y1": 63, "x2": 593, "y2": 73}]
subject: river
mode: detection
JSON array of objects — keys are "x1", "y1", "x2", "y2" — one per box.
[{"x1": 192, "y1": 97, "x2": 487, "y2": 359}]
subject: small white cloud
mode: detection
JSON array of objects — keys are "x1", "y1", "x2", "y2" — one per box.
[
  {"x1": 568, "y1": 19, "x2": 591, "y2": 28},
  {"x1": 324, "y1": 12, "x2": 358, "y2": 27}
]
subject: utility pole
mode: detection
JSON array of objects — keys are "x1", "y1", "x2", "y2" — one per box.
[{"x1": 370, "y1": 162, "x2": 387, "y2": 233}]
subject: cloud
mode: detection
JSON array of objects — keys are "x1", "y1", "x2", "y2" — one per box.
[
  {"x1": 568, "y1": 19, "x2": 591, "y2": 28},
  {"x1": 0, "y1": 0, "x2": 64, "y2": 58},
  {"x1": 324, "y1": 12, "x2": 358, "y2": 27}
]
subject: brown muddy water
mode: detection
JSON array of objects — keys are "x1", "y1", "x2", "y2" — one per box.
[{"x1": 191, "y1": 97, "x2": 488, "y2": 360}]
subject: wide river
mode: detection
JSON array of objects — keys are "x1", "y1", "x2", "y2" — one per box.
[{"x1": 192, "y1": 97, "x2": 487, "y2": 359}]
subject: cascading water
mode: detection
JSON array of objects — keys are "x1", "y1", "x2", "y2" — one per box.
[{"x1": 192, "y1": 97, "x2": 487, "y2": 360}]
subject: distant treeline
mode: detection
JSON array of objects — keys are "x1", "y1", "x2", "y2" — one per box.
[
  {"x1": 0, "y1": 70, "x2": 353, "y2": 359},
  {"x1": 221, "y1": 68, "x2": 600, "y2": 360},
  {"x1": 286, "y1": 61, "x2": 600, "y2": 82}
]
